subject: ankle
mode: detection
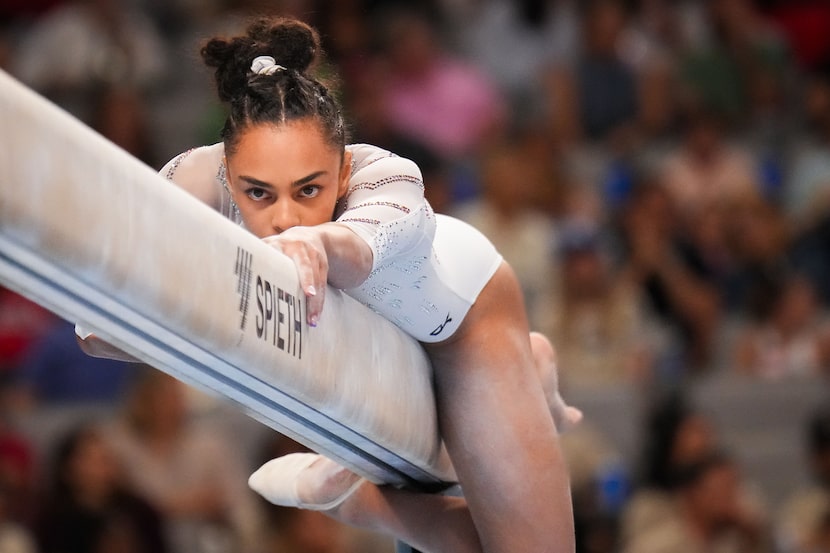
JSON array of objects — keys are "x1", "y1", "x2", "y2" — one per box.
[{"x1": 297, "y1": 457, "x2": 366, "y2": 512}]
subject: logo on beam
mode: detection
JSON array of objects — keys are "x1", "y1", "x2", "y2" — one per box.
[{"x1": 235, "y1": 247, "x2": 253, "y2": 330}]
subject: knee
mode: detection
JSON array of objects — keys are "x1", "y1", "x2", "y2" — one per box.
[{"x1": 529, "y1": 331, "x2": 556, "y2": 367}]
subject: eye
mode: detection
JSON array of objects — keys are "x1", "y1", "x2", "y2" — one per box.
[
  {"x1": 298, "y1": 185, "x2": 320, "y2": 199},
  {"x1": 245, "y1": 187, "x2": 270, "y2": 201}
]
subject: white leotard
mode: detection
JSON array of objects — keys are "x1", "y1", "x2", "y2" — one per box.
[{"x1": 160, "y1": 143, "x2": 503, "y2": 343}]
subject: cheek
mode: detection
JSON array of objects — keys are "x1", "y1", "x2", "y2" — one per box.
[
  {"x1": 236, "y1": 207, "x2": 271, "y2": 238},
  {"x1": 311, "y1": 203, "x2": 338, "y2": 226},
  {"x1": 301, "y1": 190, "x2": 341, "y2": 226},
  {"x1": 249, "y1": 223, "x2": 274, "y2": 239}
]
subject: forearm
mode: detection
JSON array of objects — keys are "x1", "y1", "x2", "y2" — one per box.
[{"x1": 318, "y1": 222, "x2": 373, "y2": 289}]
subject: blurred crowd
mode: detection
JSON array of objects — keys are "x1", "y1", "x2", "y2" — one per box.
[{"x1": 1, "y1": 0, "x2": 830, "y2": 552}]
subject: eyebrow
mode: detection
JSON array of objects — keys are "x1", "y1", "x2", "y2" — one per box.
[{"x1": 239, "y1": 171, "x2": 329, "y2": 189}]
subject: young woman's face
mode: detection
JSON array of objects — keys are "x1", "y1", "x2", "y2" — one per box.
[
  {"x1": 66, "y1": 431, "x2": 120, "y2": 497},
  {"x1": 225, "y1": 120, "x2": 351, "y2": 238}
]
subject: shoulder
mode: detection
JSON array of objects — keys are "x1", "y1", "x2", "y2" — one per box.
[
  {"x1": 347, "y1": 143, "x2": 423, "y2": 182},
  {"x1": 159, "y1": 143, "x2": 225, "y2": 208},
  {"x1": 160, "y1": 143, "x2": 225, "y2": 180}
]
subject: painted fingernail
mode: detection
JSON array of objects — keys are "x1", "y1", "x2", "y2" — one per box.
[
  {"x1": 306, "y1": 285, "x2": 317, "y2": 296},
  {"x1": 309, "y1": 315, "x2": 319, "y2": 327}
]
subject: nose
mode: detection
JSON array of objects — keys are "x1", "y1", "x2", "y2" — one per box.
[{"x1": 269, "y1": 199, "x2": 301, "y2": 234}]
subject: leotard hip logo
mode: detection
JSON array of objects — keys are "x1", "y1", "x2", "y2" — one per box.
[{"x1": 430, "y1": 313, "x2": 453, "y2": 337}]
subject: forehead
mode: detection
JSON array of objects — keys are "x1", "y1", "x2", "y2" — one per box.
[{"x1": 228, "y1": 120, "x2": 341, "y2": 173}]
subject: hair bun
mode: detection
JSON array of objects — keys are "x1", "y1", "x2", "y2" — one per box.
[
  {"x1": 201, "y1": 16, "x2": 322, "y2": 103},
  {"x1": 245, "y1": 17, "x2": 320, "y2": 74}
]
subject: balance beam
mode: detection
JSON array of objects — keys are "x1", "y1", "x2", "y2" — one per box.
[{"x1": 0, "y1": 69, "x2": 454, "y2": 490}]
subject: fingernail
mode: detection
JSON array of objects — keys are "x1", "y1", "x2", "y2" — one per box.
[
  {"x1": 306, "y1": 285, "x2": 317, "y2": 296},
  {"x1": 309, "y1": 315, "x2": 318, "y2": 327}
]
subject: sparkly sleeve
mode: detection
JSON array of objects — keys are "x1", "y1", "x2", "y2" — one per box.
[
  {"x1": 337, "y1": 147, "x2": 435, "y2": 271},
  {"x1": 159, "y1": 143, "x2": 238, "y2": 221}
]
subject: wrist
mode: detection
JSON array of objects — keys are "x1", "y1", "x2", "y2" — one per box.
[{"x1": 320, "y1": 223, "x2": 373, "y2": 289}]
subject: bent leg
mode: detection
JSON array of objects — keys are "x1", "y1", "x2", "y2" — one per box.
[
  {"x1": 425, "y1": 263, "x2": 575, "y2": 553},
  {"x1": 250, "y1": 452, "x2": 483, "y2": 553},
  {"x1": 529, "y1": 331, "x2": 583, "y2": 432},
  {"x1": 249, "y1": 264, "x2": 575, "y2": 552},
  {"x1": 339, "y1": 481, "x2": 482, "y2": 553}
]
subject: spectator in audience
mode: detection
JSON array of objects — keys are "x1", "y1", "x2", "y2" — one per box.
[
  {"x1": 453, "y1": 140, "x2": 558, "y2": 329},
  {"x1": 101, "y1": 367, "x2": 261, "y2": 553},
  {"x1": 10, "y1": 0, "x2": 168, "y2": 125},
  {"x1": 11, "y1": 320, "x2": 137, "y2": 408},
  {"x1": 791, "y1": 212, "x2": 830, "y2": 308},
  {"x1": 808, "y1": 511, "x2": 830, "y2": 553},
  {"x1": 622, "y1": 392, "x2": 770, "y2": 552},
  {"x1": 373, "y1": 5, "x2": 506, "y2": 160},
  {"x1": 310, "y1": 0, "x2": 375, "y2": 87},
  {"x1": 621, "y1": 392, "x2": 719, "y2": 543},
  {"x1": 538, "y1": 222, "x2": 658, "y2": 390},
  {"x1": 721, "y1": 193, "x2": 791, "y2": 312},
  {"x1": 660, "y1": 106, "x2": 762, "y2": 227},
  {"x1": 558, "y1": 415, "x2": 628, "y2": 553},
  {"x1": 345, "y1": 63, "x2": 455, "y2": 213},
  {"x1": 788, "y1": 60, "x2": 830, "y2": 305},
  {"x1": 34, "y1": 422, "x2": 168, "y2": 553},
  {"x1": 618, "y1": 179, "x2": 721, "y2": 373},
  {"x1": 90, "y1": 84, "x2": 156, "y2": 165},
  {"x1": 732, "y1": 270, "x2": 830, "y2": 379},
  {"x1": 513, "y1": 123, "x2": 570, "y2": 218},
  {"x1": 0, "y1": 485, "x2": 36, "y2": 553},
  {"x1": 677, "y1": 0, "x2": 791, "y2": 130},
  {"x1": 786, "y1": 58, "x2": 830, "y2": 234},
  {"x1": 778, "y1": 406, "x2": 830, "y2": 552},
  {"x1": 453, "y1": 0, "x2": 580, "y2": 124},
  {"x1": 622, "y1": 450, "x2": 771, "y2": 553},
  {"x1": 544, "y1": 0, "x2": 640, "y2": 145},
  {"x1": 0, "y1": 420, "x2": 36, "y2": 528}
]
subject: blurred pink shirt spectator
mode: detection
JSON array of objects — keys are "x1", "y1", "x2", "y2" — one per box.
[
  {"x1": 384, "y1": 60, "x2": 503, "y2": 158},
  {"x1": 378, "y1": 8, "x2": 506, "y2": 159}
]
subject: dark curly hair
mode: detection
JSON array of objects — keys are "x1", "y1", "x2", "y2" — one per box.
[{"x1": 200, "y1": 17, "x2": 347, "y2": 155}]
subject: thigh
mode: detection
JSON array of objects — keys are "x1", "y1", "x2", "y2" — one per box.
[{"x1": 424, "y1": 263, "x2": 574, "y2": 553}]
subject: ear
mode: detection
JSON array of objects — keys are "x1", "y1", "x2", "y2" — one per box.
[{"x1": 337, "y1": 149, "x2": 353, "y2": 200}]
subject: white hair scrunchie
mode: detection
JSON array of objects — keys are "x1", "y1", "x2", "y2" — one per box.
[{"x1": 251, "y1": 55, "x2": 287, "y2": 75}]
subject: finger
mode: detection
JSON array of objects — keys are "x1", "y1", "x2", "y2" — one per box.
[
  {"x1": 307, "y1": 285, "x2": 325, "y2": 327},
  {"x1": 305, "y1": 257, "x2": 329, "y2": 327},
  {"x1": 287, "y1": 250, "x2": 322, "y2": 326}
]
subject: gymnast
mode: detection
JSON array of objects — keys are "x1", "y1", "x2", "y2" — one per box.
[{"x1": 79, "y1": 16, "x2": 580, "y2": 553}]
